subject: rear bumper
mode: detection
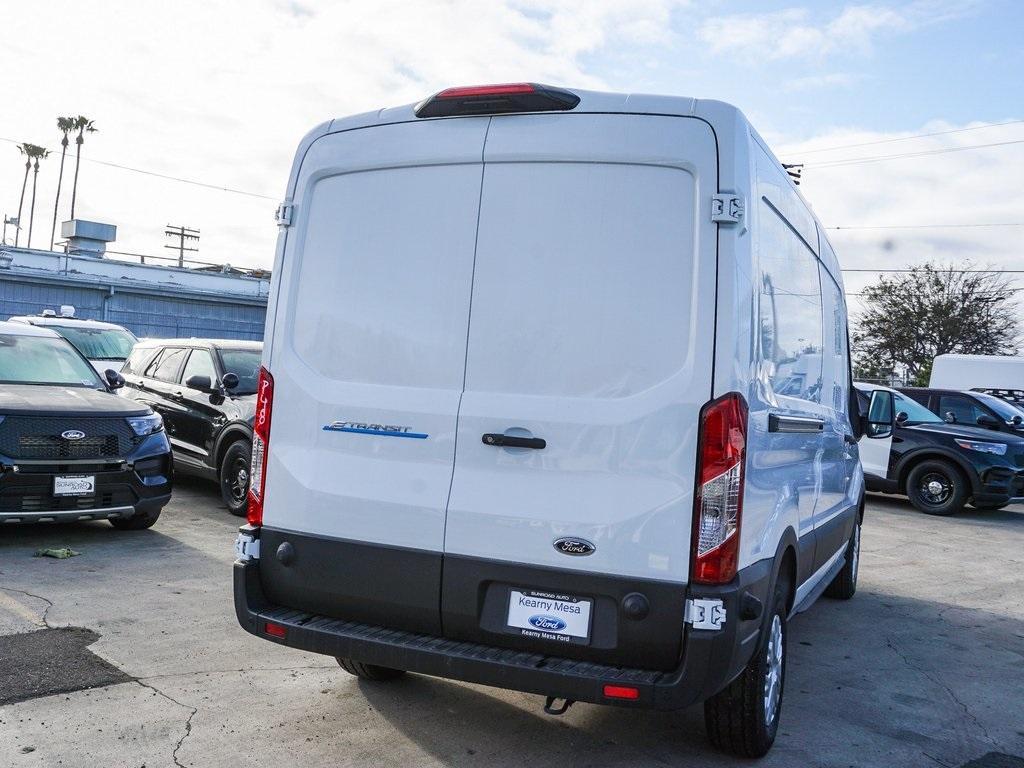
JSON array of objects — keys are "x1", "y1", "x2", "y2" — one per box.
[{"x1": 233, "y1": 546, "x2": 774, "y2": 710}]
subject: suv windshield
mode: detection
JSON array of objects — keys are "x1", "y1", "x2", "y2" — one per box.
[
  {"x1": 218, "y1": 348, "x2": 261, "y2": 395},
  {"x1": 973, "y1": 391, "x2": 1024, "y2": 422},
  {"x1": 50, "y1": 325, "x2": 137, "y2": 360},
  {"x1": 0, "y1": 333, "x2": 103, "y2": 387},
  {"x1": 893, "y1": 392, "x2": 942, "y2": 424}
]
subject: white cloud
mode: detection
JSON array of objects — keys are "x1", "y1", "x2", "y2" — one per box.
[
  {"x1": 0, "y1": 0, "x2": 687, "y2": 268},
  {"x1": 698, "y1": 1, "x2": 978, "y2": 61},
  {"x1": 783, "y1": 72, "x2": 861, "y2": 91}
]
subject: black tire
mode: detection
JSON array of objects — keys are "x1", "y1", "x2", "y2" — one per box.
[
  {"x1": 704, "y1": 578, "x2": 788, "y2": 757},
  {"x1": 335, "y1": 657, "x2": 406, "y2": 681},
  {"x1": 825, "y1": 518, "x2": 860, "y2": 599},
  {"x1": 970, "y1": 500, "x2": 1007, "y2": 510},
  {"x1": 905, "y1": 460, "x2": 968, "y2": 516},
  {"x1": 219, "y1": 441, "x2": 252, "y2": 517},
  {"x1": 109, "y1": 507, "x2": 161, "y2": 530}
]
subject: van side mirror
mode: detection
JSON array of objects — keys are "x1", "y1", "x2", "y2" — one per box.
[
  {"x1": 864, "y1": 390, "x2": 894, "y2": 439},
  {"x1": 186, "y1": 374, "x2": 213, "y2": 391},
  {"x1": 104, "y1": 368, "x2": 125, "y2": 390},
  {"x1": 221, "y1": 372, "x2": 240, "y2": 390}
]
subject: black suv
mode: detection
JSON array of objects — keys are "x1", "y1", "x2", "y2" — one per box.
[
  {"x1": 0, "y1": 321, "x2": 172, "y2": 528},
  {"x1": 120, "y1": 339, "x2": 261, "y2": 515},
  {"x1": 855, "y1": 384, "x2": 1024, "y2": 514},
  {"x1": 900, "y1": 387, "x2": 1024, "y2": 436}
]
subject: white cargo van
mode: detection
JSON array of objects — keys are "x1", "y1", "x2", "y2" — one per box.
[{"x1": 234, "y1": 84, "x2": 892, "y2": 757}]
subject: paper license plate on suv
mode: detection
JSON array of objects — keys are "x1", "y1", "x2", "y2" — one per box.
[
  {"x1": 54, "y1": 475, "x2": 96, "y2": 497},
  {"x1": 506, "y1": 589, "x2": 592, "y2": 645}
]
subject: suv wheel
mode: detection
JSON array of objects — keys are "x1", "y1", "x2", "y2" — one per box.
[
  {"x1": 110, "y1": 507, "x2": 161, "y2": 530},
  {"x1": 336, "y1": 657, "x2": 406, "y2": 681},
  {"x1": 704, "y1": 575, "x2": 789, "y2": 757},
  {"x1": 905, "y1": 459, "x2": 967, "y2": 516},
  {"x1": 220, "y1": 441, "x2": 252, "y2": 517}
]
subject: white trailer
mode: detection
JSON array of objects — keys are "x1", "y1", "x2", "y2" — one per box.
[{"x1": 930, "y1": 354, "x2": 1024, "y2": 390}]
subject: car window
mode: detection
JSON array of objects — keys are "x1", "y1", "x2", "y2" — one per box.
[
  {"x1": 149, "y1": 348, "x2": 188, "y2": 384},
  {"x1": 218, "y1": 348, "x2": 261, "y2": 395},
  {"x1": 938, "y1": 394, "x2": 987, "y2": 426},
  {"x1": 758, "y1": 203, "x2": 823, "y2": 404},
  {"x1": 972, "y1": 392, "x2": 1022, "y2": 422},
  {"x1": 122, "y1": 346, "x2": 156, "y2": 375},
  {"x1": 0, "y1": 333, "x2": 103, "y2": 387},
  {"x1": 182, "y1": 349, "x2": 217, "y2": 387},
  {"x1": 894, "y1": 392, "x2": 942, "y2": 424}
]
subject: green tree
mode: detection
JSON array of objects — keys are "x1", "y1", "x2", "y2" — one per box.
[
  {"x1": 853, "y1": 262, "x2": 1020, "y2": 386},
  {"x1": 50, "y1": 116, "x2": 76, "y2": 249},
  {"x1": 68, "y1": 116, "x2": 97, "y2": 220}
]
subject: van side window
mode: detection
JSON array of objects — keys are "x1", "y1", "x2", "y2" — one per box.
[
  {"x1": 758, "y1": 203, "x2": 823, "y2": 403},
  {"x1": 819, "y1": 270, "x2": 849, "y2": 414}
]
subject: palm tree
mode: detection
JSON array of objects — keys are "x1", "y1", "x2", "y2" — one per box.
[
  {"x1": 68, "y1": 116, "x2": 97, "y2": 220},
  {"x1": 50, "y1": 116, "x2": 76, "y2": 249},
  {"x1": 25, "y1": 145, "x2": 50, "y2": 249},
  {"x1": 13, "y1": 144, "x2": 32, "y2": 247}
]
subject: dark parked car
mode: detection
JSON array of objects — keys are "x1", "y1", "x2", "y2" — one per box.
[
  {"x1": 900, "y1": 387, "x2": 1024, "y2": 436},
  {"x1": 119, "y1": 339, "x2": 260, "y2": 515},
  {"x1": 855, "y1": 383, "x2": 1024, "y2": 514},
  {"x1": 0, "y1": 321, "x2": 172, "y2": 528}
]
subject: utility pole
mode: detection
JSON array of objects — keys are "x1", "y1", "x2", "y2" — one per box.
[{"x1": 164, "y1": 224, "x2": 199, "y2": 267}]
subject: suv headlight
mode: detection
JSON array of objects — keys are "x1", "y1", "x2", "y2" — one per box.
[
  {"x1": 126, "y1": 413, "x2": 164, "y2": 436},
  {"x1": 954, "y1": 438, "x2": 1007, "y2": 456}
]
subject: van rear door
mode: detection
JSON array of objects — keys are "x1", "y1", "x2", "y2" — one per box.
[
  {"x1": 442, "y1": 114, "x2": 719, "y2": 668},
  {"x1": 258, "y1": 119, "x2": 489, "y2": 635}
]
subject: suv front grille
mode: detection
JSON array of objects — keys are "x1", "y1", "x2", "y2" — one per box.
[
  {"x1": 0, "y1": 417, "x2": 138, "y2": 460},
  {"x1": 0, "y1": 486, "x2": 138, "y2": 513}
]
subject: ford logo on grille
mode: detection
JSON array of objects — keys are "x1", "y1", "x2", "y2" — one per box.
[
  {"x1": 60, "y1": 430, "x2": 86, "y2": 441},
  {"x1": 553, "y1": 537, "x2": 595, "y2": 556},
  {"x1": 529, "y1": 615, "x2": 567, "y2": 631}
]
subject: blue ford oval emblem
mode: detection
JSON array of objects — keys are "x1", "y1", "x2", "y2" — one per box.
[
  {"x1": 529, "y1": 615, "x2": 567, "y2": 632},
  {"x1": 553, "y1": 537, "x2": 595, "y2": 556},
  {"x1": 61, "y1": 430, "x2": 86, "y2": 441}
]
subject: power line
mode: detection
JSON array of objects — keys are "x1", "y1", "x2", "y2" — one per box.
[
  {"x1": 0, "y1": 135, "x2": 275, "y2": 200},
  {"x1": 841, "y1": 268, "x2": 1024, "y2": 274},
  {"x1": 828, "y1": 223, "x2": 1024, "y2": 230},
  {"x1": 803, "y1": 138, "x2": 1024, "y2": 169},
  {"x1": 782, "y1": 119, "x2": 1024, "y2": 156}
]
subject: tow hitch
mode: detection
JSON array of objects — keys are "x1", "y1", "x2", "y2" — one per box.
[{"x1": 543, "y1": 696, "x2": 574, "y2": 715}]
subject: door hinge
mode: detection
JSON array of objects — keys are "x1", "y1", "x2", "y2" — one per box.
[
  {"x1": 685, "y1": 598, "x2": 727, "y2": 630},
  {"x1": 235, "y1": 530, "x2": 260, "y2": 561},
  {"x1": 711, "y1": 194, "x2": 745, "y2": 225},
  {"x1": 275, "y1": 202, "x2": 294, "y2": 228}
]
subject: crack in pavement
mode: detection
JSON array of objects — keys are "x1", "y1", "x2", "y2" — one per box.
[
  {"x1": 135, "y1": 679, "x2": 198, "y2": 768},
  {"x1": 886, "y1": 634, "x2": 997, "y2": 749},
  {"x1": 139, "y1": 663, "x2": 336, "y2": 682},
  {"x1": 0, "y1": 585, "x2": 55, "y2": 628}
]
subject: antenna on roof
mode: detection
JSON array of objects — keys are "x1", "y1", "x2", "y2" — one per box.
[{"x1": 782, "y1": 163, "x2": 803, "y2": 185}]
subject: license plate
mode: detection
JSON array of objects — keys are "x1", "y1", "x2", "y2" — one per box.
[
  {"x1": 506, "y1": 589, "x2": 592, "y2": 645},
  {"x1": 54, "y1": 475, "x2": 96, "y2": 497}
]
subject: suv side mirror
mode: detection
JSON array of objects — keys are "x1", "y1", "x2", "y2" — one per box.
[
  {"x1": 976, "y1": 413, "x2": 1001, "y2": 428},
  {"x1": 104, "y1": 368, "x2": 125, "y2": 390},
  {"x1": 186, "y1": 374, "x2": 213, "y2": 391},
  {"x1": 221, "y1": 372, "x2": 240, "y2": 390},
  {"x1": 864, "y1": 389, "x2": 895, "y2": 439},
  {"x1": 895, "y1": 411, "x2": 909, "y2": 427},
  {"x1": 944, "y1": 411, "x2": 957, "y2": 424},
  {"x1": 1012, "y1": 415, "x2": 1023, "y2": 427}
]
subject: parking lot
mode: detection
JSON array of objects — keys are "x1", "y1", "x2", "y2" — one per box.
[{"x1": 0, "y1": 480, "x2": 1021, "y2": 768}]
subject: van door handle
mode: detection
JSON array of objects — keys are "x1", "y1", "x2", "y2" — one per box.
[
  {"x1": 768, "y1": 414, "x2": 824, "y2": 433},
  {"x1": 482, "y1": 434, "x2": 546, "y2": 449}
]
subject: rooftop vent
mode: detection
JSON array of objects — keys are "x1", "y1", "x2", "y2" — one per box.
[{"x1": 61, "y1": 219, "x2": 117, "y2": 259}]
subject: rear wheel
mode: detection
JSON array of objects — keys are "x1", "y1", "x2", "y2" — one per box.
[
  {"x1": 335, "y1": 657, "x2": 406, "y2": 681},
  {"x1": 219, "y1": 441, "x2": 251, "y2": 517},
  {"x1": 109, "y1": 507, "x2": 161, "y2": 530},
  {"x1": 905, "y1": 460, "x2": 968, "y2": 516},
  {"x1": 825, "y1": 518, "x2": 860, "y2": 599},
  {"x1": 704, "y1": 577, "x2": 788, "y2": 757}
]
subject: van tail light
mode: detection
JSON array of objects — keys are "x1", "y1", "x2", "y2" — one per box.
[
  {"x1": 692, "y1": 393, "x2": 747, "y2": 585},
  {"x1": 414, "y1": 83, "x2": 580, "y2": 118},
  {"x1": 247, "y1": 366, "x2": 274, "y2": 526}
]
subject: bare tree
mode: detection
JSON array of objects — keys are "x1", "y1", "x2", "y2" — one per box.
[{"x1": 853, "y1": 262, "x2": 1020, "y2": 385}]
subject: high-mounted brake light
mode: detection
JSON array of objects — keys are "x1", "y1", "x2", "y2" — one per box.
[
  {"x1": 414, "y1": 82, "x2": 580, "y2": 119},
  {"x1": 247, "y1": 366, "x2": 274, "y2": 526},
  {"x1": 691, "y1": 393, "x2": 748, "y2": 585}
]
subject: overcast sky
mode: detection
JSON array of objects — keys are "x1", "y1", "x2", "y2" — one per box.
[{"x1": 2, "y1": 0, "x2": 1022, "y2": 316}]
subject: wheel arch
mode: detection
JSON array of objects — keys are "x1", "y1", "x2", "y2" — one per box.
[
  {"x1": 894, "y1": 449, "x2": 979, "y2": 495},
  {"x1": 213, "y1": 423, "x2": 254, "y2": 473},
  {"x1": 768, "y1": 527, "x2": 799, "y2": 618}
]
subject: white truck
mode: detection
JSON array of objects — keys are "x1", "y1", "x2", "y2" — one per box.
[{"x1": 930, "y1": 353, "x2": 1024, "y2": 392}]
